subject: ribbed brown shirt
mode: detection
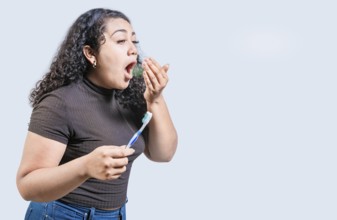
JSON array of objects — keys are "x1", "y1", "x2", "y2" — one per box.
[{"x1": 28, "y1": 78, "x2": 145, "y2": 209}]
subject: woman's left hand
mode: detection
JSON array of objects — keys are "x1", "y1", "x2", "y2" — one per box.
[
  {"x1": 142, "y1": 58, "x2": 169, "y2": 103},
  {"x1": 141, "y1": 57, "x2": 177, "y2": 162}
]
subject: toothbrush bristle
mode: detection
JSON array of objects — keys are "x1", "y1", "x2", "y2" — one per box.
[{"x1": 142, "y1": 112, "x2": 152, "y2": 123}]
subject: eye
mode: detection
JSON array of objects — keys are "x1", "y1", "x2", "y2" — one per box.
[
  {"x1": 117, "y1": 40, "x2": 126, "y2": 44},
  {"x1": 132, "y1": 40, "x2": 139, "y2": 45}
]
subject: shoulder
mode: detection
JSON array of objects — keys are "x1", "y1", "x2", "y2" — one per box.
[
  {"x1": 36, "y1": 82, "x2": 81, "y2": 108},
  {"x1": 29, "y1": 85, "x2": 78, "y2": 144}
]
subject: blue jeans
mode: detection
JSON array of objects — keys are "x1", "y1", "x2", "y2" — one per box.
[{"x1": 24, "y1": 200, "x2": 126, "y2": 220}]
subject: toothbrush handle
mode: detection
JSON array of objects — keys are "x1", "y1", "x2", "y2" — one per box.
[{"x1": 126, "y1": 131, "x2": 140, "y2": 148}]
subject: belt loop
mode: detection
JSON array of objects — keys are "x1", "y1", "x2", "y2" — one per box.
[
  {"x1": 119, "y1": 204, "x2": 125, "y2": 220},
  {"x1": 87, "y1": 207, "x2": 95, "y2": 220}
]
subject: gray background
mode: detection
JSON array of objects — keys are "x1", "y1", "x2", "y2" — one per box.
[{"x1": 1, "y1": 0, "x2": 336, "y2": 219}]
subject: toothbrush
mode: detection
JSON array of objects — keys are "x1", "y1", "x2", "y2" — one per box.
[{"x1": 126, "y1": 111, "x2": 153, "y2": 148}]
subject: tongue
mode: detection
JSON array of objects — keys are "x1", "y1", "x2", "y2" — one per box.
[{"x1": 126, "y1": 64, "x2": 132, "y2": 74}]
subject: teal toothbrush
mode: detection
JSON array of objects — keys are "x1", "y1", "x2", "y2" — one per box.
[{"x1": 126, "y1": 111, "x2": 152, "y2": 148}]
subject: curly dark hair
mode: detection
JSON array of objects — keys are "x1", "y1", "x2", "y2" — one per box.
[{"x1": 29, "y1": 8, "x2": 146, "y2": 117}]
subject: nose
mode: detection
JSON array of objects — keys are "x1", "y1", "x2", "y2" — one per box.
[{"x1": 128, "y1": 42, "x2": 138, "y2": 56}]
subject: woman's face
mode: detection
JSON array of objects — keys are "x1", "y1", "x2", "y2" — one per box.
[{"x1": 88, "y1": 18, "x2": 138, "y2": 90}]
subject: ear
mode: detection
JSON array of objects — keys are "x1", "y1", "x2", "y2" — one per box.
[{"x1": 83, "y1": 45, "x2": 96, "y2": 64}]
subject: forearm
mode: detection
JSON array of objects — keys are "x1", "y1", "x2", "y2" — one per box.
[
  {"x1": 17, "y1": 155, "x2": 89, "y2": 202},
  {"x1": 145, "y1": 95, "x2": 178, "y2": 162}
]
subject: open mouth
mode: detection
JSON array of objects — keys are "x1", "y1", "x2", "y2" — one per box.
[{"x1": 125, "y1": 62, "x2": 137, "y2": 75}]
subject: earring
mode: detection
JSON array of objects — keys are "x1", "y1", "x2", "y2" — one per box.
[{"x1": 93, "y1": 60, "x2": 96, "y2": 68}]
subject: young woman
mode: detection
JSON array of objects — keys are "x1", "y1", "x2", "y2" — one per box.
[{"x1": 16, "y1": 8, "x2": 177, "y2": 220}]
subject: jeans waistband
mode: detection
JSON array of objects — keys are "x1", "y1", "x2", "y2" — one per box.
[{"x1": 54, "y1": 200, "x2": 126, "y2": 219}]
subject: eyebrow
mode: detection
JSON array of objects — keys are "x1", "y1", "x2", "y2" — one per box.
[{"x1": 110, "y1": 29, "x2": 136, "y2": 37}]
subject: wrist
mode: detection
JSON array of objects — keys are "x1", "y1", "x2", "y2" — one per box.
[
  {"x1": 146, "y1": 95, "x2": 164, "y2": 107},
  {"x1": 78, "y1": 155, "x2": 90, "y2": 179}
]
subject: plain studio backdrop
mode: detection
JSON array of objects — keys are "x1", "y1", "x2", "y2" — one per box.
[{"x1": 1, "y1": 0, "x2": 336, "y2": 219}]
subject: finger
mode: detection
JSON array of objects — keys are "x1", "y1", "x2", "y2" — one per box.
[
  {"x1": 107, "y1": 174, "x2": 120, "y2": 180},
  {"x1": 161, "y1": 64, "x2": 169, "y2": 79},
  {"x1": 107, "y1": 164, "x2": 127, "y2": 179},
  {"x1": 143, "y1": 71, "x2": 154, "y2": 91},
  {"x1": 143, "y1": 65, "x2": 159, "y2": 90},
  {"x1": 111, "y1": 157, "x2": 129, "y2": 168},
  {"x1": 106, "y1": 146, "x2": 135, "y2": 158},
  {"x1": 148, "y1": 58, "x2": 169, "y2": 75},
  {"x1": 144, "y1": 58, "x2": 166, "y2": 85},
  {"x1": 145, "y1": 58, "x2": 167, "y2": 85},
  {"x1": 146, "y1": 58, "x2": 161, "y2": 72},
  {"x1": 162, "y1": 64, "x2": 169, "y2": 73},
  {"x1": 124, "y1": 147, "x2": 135, "y2": 156}
]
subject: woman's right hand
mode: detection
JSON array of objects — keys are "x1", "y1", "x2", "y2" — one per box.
[
  {"x1": 84, "y1": 146, "x2": 135, "y2": 180},
  {"x1": 17, "y1": 133, "x2": 135, "y2": 202}
]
